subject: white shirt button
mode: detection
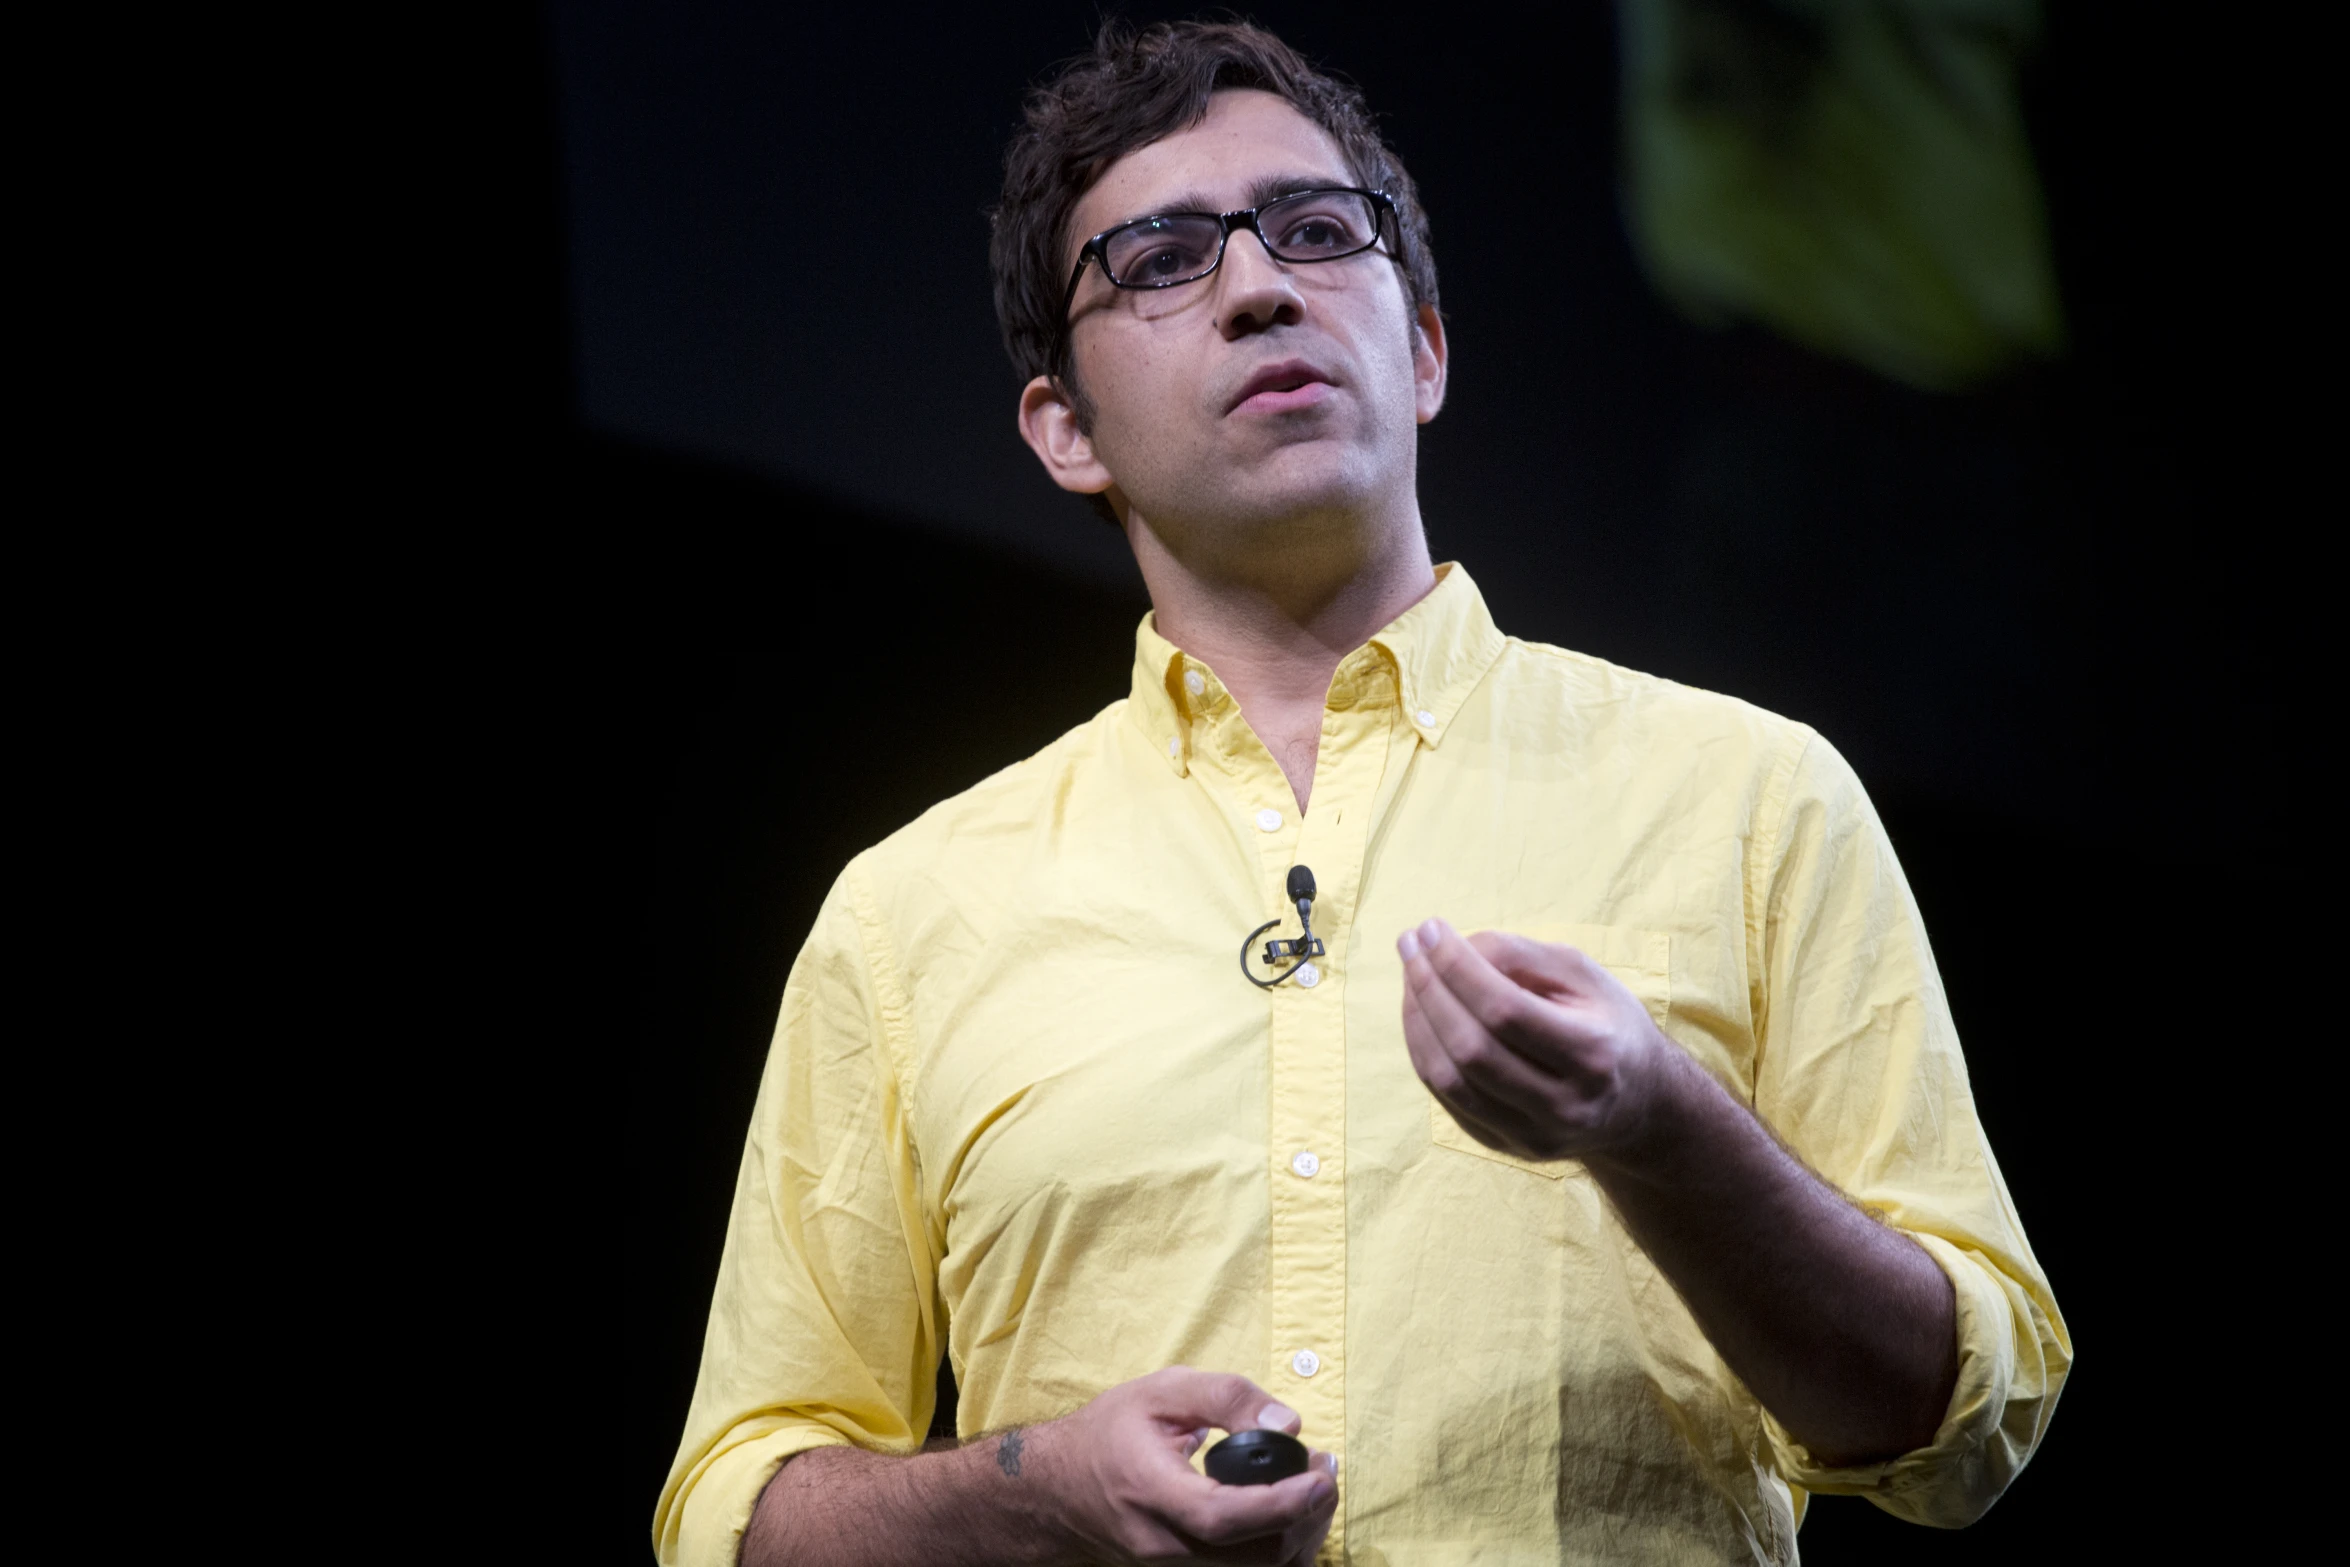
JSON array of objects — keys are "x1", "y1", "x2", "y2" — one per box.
[
  {"x1": 1294, "y1": 962, "x2": 1321, "y2": 988},
  {"x1": 1184, "y1": 669, "x2": 1207, "y2": 697},
  {"x1": 1291, "y1": 1349, "x2": 1321, "y2": 1378},
  {"x1": 1167, "y1": 737, "x2": 1180, "y2": 759},
  {"x1": 1416, "y1": 709, "x2": 1437, "y2": 728},
  {"x1": 1291, "y1": 1151, "x2": 1320, "y2": 1178},
  {"x1": 1255, "y1": 807, "x2": 1282, "y2": 832}
]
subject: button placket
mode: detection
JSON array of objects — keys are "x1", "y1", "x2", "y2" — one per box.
[{"x1": 1259, "y1": 699, "x2": 1392, "y2": 1556}]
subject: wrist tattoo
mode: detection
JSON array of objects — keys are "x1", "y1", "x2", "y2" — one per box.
[{"x1": 996, "y1": 1427, "x2": 1026, "y2": 1478}]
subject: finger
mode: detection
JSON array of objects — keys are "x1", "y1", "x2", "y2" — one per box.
[
  {"x1": 1469, "y1": 932, "x2": 1646, "y2": 1035},
  {"x1": 1398, "y1": 961, "x2": 1455, "y2": 1095},
  {"x1": 1280, "y1": 1453, "x2": 1341, "y2": 1565},
  {"x1": 1415, "y1": 919, "x2": 1591, "y2": 1077},
  {"x1": 1401, "y1": 920, "x2": 1513, "y2": 1068},
  {"x1": 1403, "y1": 972, "x2": 1544, "y2": 1147},
  {"x1": 1419, "y1": 919, "x2": 1560, "y2": 1036},
  {"x1": 1183, "y1": 1453, "x2": 1338, "y2": 1564},
  {"x1": 1147, "y1": 1367, "x2": 1300, "y2": 1439},
  {"x1": 1167, "y1": 1465, "x2": 1337, "y2": 1547},
  {"x1": 1466, "y1": 929, "x2": 1601, "y2": 999},
  {"x1": 1402, "y1": 930, "x2": 1560, "y2": 1151},
  {"x1": 1404, "y1": 923, "x2": 1577, "y2": 1108},
  {"x1": 1404, "y1": 918, "x2": 1528, "y2": 1061}
]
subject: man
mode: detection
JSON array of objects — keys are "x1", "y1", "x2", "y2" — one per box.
[{"x1": 654, "y1": 20, "x2": 2067, "y2": 1565}]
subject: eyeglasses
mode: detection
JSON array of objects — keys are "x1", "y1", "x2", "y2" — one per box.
[{"x1": 1061, "y1": 186, "x2": 1402, "y2": 336}]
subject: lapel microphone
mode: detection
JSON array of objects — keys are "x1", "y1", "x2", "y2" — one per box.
[{"x1": 1241, "y1": 865, "x2": 1326, "y2": 989}]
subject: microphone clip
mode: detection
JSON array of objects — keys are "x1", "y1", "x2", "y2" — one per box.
[
  {"x1": 1260, "y1": 933, "x2": 1327, "y2": 965},
  {"x1": 1241, "y1": 865, "x2": 1324, "y2": 990}
]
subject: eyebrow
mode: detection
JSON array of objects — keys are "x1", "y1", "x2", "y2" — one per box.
[{"x1": 1114, "y1": 170, "x2": 1359, "y2": 227}]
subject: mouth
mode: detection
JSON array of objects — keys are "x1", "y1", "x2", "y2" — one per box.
[{"x1": 1228, "y1": 359, "x2": 1336, "y2": 416}]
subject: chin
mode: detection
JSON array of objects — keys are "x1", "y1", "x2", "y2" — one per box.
[
  {"x1": 1232, "y1": 443, "x2": 1384, "y2": 525},
  {"x1": 1123, "y1": 439, "x2": 1400, "y2": 555}
]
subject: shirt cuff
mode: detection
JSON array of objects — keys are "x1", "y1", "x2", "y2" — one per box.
[
  {"x1": 1762, "y1": 1231, "x2": 2019, "y2": 1528},
  {"x1": 655, "y1": 1420, "x2": 854, "y2": 1567}
]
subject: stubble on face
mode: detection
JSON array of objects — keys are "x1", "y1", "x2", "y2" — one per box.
[{"x1": 1063, "y1": 91, "x2": 1429, "y2": 577}]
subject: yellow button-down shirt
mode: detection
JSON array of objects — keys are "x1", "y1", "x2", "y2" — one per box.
[{"x1": 655, "y1": 565, "x2": 2068, "y2": 1565}]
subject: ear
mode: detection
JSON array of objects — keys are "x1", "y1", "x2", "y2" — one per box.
[
  {"x1": 1411, "y1": 303, "x2": 1449, "y2": 424},
  {"x1": 1018, "y1": 376, "x2": 1116, "y2": 497}
]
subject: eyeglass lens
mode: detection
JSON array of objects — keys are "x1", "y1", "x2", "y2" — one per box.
[{"x1": 1101, "y1": 191, "x2": 1382, "y2": 288}]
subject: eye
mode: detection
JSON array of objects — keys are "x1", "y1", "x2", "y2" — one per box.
[
  {"x1": 1268, "y1": 196, "x2": 1373, "y2": 256},
  {"x1": 1102, "y1": 216, "x2": 1221, "y2": 284}
]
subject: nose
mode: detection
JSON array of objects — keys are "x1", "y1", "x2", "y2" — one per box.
[{"x1": 1214, "y1": 227, "x2": 1305, "y2": 340}]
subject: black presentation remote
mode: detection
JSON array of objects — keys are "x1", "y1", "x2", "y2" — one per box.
[{"x1": 1204, "y1": 1429, "x2": 1309, "y2": 1485}]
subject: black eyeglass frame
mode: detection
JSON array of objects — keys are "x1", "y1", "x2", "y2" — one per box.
[{"x1": 1056, "y1": 186, "x2": 1404, "y2": 362}]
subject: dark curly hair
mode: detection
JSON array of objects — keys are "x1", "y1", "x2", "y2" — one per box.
[{"x1": 989, "y1": 17, "x2": 1442, "y2": 419}]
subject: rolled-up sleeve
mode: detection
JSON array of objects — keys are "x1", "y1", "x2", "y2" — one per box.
[
  {"x1": 1749, "y1": 733, "x2": 2071, "y2": 1527},
  {"x1": 651, "y1": 864, "x2": 942, "y2": 1566}
]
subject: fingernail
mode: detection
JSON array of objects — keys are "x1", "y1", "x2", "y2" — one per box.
[
  {"x1": 1258, "y1": 1402, "x2": 1298, "y2": 1430},
  {"x1": 1309, "y1": 1475, "x2": 1336, "y2": 1504},
  {"x1": 1420, "y1": 918, "x2": 1444, "y2": 947},
  {"x1": 1397, "y1": 929, "x2": 1420, "y2": 960}
]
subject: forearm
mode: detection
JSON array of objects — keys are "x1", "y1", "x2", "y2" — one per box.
[
  {"x1": 1587, "y1": 1049, "x2": 1958, "y2": 1466},
  {"x1": 742, "y1": 1367, "x2": 1337, "y2": 1567},
  {"x1": 743, "y1": 1428, "x2": 1074, "y2": 1567}
]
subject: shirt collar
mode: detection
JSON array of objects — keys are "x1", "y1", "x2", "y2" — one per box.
[{"x1": 1127, "y1": 562, "x2": 1506, "y2": 775}]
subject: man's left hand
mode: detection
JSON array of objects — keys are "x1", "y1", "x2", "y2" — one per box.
[
  {"x1": 1396, "y1": 918, "x2": 1668, "y2": 1162},
  {"x1": 1398, "y1": 916, "x2": 1960, "y2": 1466}
]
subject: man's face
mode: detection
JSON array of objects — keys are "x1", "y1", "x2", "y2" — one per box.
[{"x1": 1034, "y1": 90, "x2": 1445, "y2": 547}]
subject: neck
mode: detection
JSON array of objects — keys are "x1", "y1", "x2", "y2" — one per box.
[{"x1": 1125, "y1": 499, "x2": 1437, "y2": 811}]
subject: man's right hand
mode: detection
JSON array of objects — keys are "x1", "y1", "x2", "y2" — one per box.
[
  {"x1": 745, "y1": 1365, "x2": 1338, "y2": 1567},
  {"x1": 1033, "y1": 1366, "x2": 1337, "y2": 1564}
]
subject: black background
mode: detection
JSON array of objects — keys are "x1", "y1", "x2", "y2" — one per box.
[{"x1": 528, "y1": 4, "x2": 2293, "y2": 1560}]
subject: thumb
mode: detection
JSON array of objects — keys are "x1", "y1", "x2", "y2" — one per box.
[{"x1": 1156, "y1": 1368, "x2": 1302, "y2": 1437}]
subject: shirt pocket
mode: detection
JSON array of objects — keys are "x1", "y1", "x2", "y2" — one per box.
[{"x1": 1426, "y1": 923, "x2": 1672, "y2": 1180}]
